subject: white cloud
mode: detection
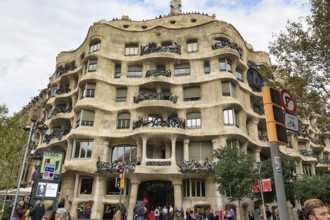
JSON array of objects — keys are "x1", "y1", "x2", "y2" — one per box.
[{"x1": 0, "y1": 0, "x2": 310, "y2": 115}]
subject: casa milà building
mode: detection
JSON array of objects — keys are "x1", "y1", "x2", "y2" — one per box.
[{"x1": 29, "y1": 1, "x2": 330, "y2": 219}]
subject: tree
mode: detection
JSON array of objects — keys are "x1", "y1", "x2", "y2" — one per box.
[
  {"x1": 293, "y1": 174, "x2": 330, "y2": 205},
  {"x1": 257, "y1": 155, "x2": 298, "y2": 206},
  {"x1": 268, "y1": 0, "x2": 330, "y2": 128},
  {"x1": 0, "y1": 104, "x2": 29, "y2": 212},
  {"x1": 213, "y1": 146, "x2": 259, "y2": 217}
]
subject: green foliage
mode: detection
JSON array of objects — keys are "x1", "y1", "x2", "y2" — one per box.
[
  {"x1": 257, "y1": 155, "x2": 298, "y2": 205},
  {"x1": 0, "y1": 106, "x2": 29, "y2": 190},
  {"x1": 213, "y1": 146, "x2": 259, "y2": 202},
  {"x1": 269, "y1": 0, "x2": 330, "y2": 126},
  {"x1": 293, "y1": 174, "x2": 330, "y2": 205}
]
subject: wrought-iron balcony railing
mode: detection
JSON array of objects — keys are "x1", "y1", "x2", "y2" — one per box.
[
  {"x1": 141, "y1": 42, "x2": 181, "y2": 55},
  {"x1": 146, "y1": 161, "x2": 171, "y2": 166},
  {"x1": 211, "y1": 40, "x2": 243, "y2": 59},
  {"x1": 133, "y1": 91, "x2": 178, "y2": 104},
  {"x1": 133, "y1": 114, "x2": 185, "y2": 129},
  {"x1": 51, "y1": 105, "x2": 72, "y2": 117},
  {"x1": 57, "y1": 64, "x2": 76, "y2": 77},
  {"x1": 96, "y1": 158, "x2": 141, "y2": 173},
  {"x1": 56, "y1": 86, "x2": 71, "y2": 95},
  {"x1": 311, "y1": 137, "x2": 325, "y2": 147},
  {"x1": 146, "y1": 69, "x2": 171, "y2": 77},
  {"x1": 298, "y1": 129, "x2": 310, "y2": 138},
  {"x1": 258, "y1": 134, "x2": 268, "y2": 142},
  {"x1": 176, "y1": 158, "x2": 214, "y2": 173},
  {"x1": 317, "y1": 125, "x2": 330, "y2": 132},
  {"x1": 252, "y1": 105, "x2": 265, "y2": 115},
  {"x1": 318, "y1": 157, "x2": 330, "y2": 165},
  {"x1": 44, "y1": 125, "x2": 71, "y2": 144},
  {"x1": 299, "y1": 150, "x2": 317, "y2": 158}
]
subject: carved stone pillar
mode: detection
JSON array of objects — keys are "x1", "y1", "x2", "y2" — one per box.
[
  {"x1": 183, "y1": 139, "x2": 189, "y2": 161},
  {"x1": 172, "y1": 180, "x2": 183, "y2": 209},
  {"x1": 171, "y1": 137, "x2": 177, "y2": 163},
  {"x1": 142, "y1": 138, "x2": 147, "y2": 164},
  {"x1": 91, "y1": 175, "x2": 105, "y2": 219},
  {"x1": 254, "y1": 147, "x2": 261, "y2": 162},
  {"x1": 127, "y1": 179, "x2": 140, "y2": 220},
  {"x1": 103, "y1": 141, "x2": 110, "y2": 162},
  {"x1": 136, "y1": 141, "x2": 142, "y2": 160},
  {"x1": 212, "y1": 139, "x2": 218, "y2": 162}
]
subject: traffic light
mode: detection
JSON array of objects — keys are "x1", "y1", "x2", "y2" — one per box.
[
  {"x1": 115, "y1": 177, "x2": 120, "y2": 188},
  {"x1": 262, "y1": 86, "x2": 288, "y2": 145},
  {"x1": 118, "y1": 166, "x2": 123, "y2": 174},
  {"x1": 119, "y1": 173, "x2": 125, "y2": 189}
]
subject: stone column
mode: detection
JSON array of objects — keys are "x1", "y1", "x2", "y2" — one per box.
[
  {"x1": 254, "y1": 147, "x2": 261, "y2": 162},
  {"x1": 171, "y1": 137, "x2": 177, "y2": 163},
  {"x1": 142, "y1": 137, "x2": 148, "y2": 164},
  {"x1": 127, "y1": 179, "x2": 140, "y2": 220},
  {"x1": 103, "y1": 141, "x2": 110, "y2": 161},
  {"x1": 91, "y1": 175, "x2": 105, "y2": 219},
  {"x1": 212, "y1": 139, "x2": 218, "y2": 162},
  {"x1": 183, "y1": 139, "x2": 189, "y2": 161},
  {"x1": 136, "y1": 140, "x2": 142, "y2": 161},
  {"x1": 172, "y1": 180, "x2": 183, "y2": 209}
]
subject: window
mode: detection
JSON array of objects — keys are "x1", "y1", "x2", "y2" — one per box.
[
  {"x1": 71, "y1": 140, "x2": 93, "y2": 159},
  {"x1": 89, "y1": 39, "x2": 101, "y2": 53},
  {"x1": 222, "y1": 81, "x2": 236, "y2": 97},
  {"x1": 111, "y1": 144, "x2": 137, "y2": 162},
  {"x1": 183, "y1": 179, "x2": 205, "y2": 197},
  {"x1": 81, "y1": 83, "x2": 96, "y2": 99},
  {"x1": 224, "y1": 108, "x2": 237, "y2": 126},
  {"x1": 76, "y1": 110, "x2": 95, "y2": 127},
  {"x1": 247, "y1": 68, "x2": 263, "y2": 92},
  {"x1": 174, "y1": 64, "x2": 190, "y2": 76},
  {"x1": 106, "y1": 178, "x2": 129, "y2": 195},
  {"x1": 175, "y1": 142, "x2": 183, "y2": 161},
  {"x1": 219, "y1": 59, "x2": 232, "y2": 72},
  {"x1": 236, "y1": 69, "x2": 243, "y2": 81},
  {"x1": 115, "y1": 65, "x2": 121, "y2": 78},
  {"x1": 187, "y1": 113, "x2": 201, "y2": 128},
  {"x1": 189, "y1": 141, "x2": 212, "y2": 161},
  {"x1": 187, "y1": 40, "x2": 198, "y2": 53},
  {"x1": 86, "y1": 60, "x2": 97, "y2": 73},
  {"x1": 226, "y1": 139, "x2": 241, "y2": 148},
  {"x1": 127, "y1": 66, "x2": 142, "y2": 78},
  {"x1": 116, "y1": 88, "x2": 127, "y2": 102},
  {"x1": 125, "y1": 44, "x2": 138, "y2": 56},
  {"x1": 183, "y1": 87, "x2": 200, "y2": 101},
  {"x1": 204, "y1": 63, "x2": 210, "y2": 74},
  {"x1": 117, "y1": 113, "x2": 130, "y2": 129},
  {"x1": 79, "y1": 176, "x2": 93, "y2": 194}
]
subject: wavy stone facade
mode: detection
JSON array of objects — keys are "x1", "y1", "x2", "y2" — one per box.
[{"x1": 29, "y1": 10, "x2": 330, "y2": 220}]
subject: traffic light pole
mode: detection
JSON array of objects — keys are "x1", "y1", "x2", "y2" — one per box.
[{"x1": 270, "y1": 142, "x2": 289, "y2": 220}]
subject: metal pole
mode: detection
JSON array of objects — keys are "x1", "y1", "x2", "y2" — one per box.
[
  {"x1": 119, "y1": 189, "x2": 123, "y2": 204},
  {"x1": 270, "y1": 142, "x2": 289, "y2": 220},
  {"x1": 10, "y1": 120, "x2": 36, "y2": 220},
  {"x1": 259, "y1": 179, "x2": 266, "y2": 218}
]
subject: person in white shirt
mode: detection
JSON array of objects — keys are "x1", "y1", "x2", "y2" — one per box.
[{"x1": 163, "y1": 206, "x2": 168, "y2": 220}]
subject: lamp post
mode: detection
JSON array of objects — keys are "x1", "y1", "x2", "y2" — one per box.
[
  {"x1": 257, "y1": 161, "x2": 267, "y2": 219},
  {"x1": 10, "y1": 120, "x2": 36, "y2": 220},
  {"x1": 28, "y1": 153, "x2": 42, "y2": 206}
]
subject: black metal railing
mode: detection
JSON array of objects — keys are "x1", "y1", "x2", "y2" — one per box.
[
  {"x1": 57, "y1": 64, "x2": 76, "y2": 77},
  {"x1": 96, "y1": 158, "x2": 141, "y2": 173},
  {"x1": 141, "y1": 42, "x2": 181, "y2": 55},
  {"x1": 133, "y1": 91, "x2": 178, "y2": 104},
  {"x1": 176, "y1": 158, "x2": 214, "y2": 173},
  {"x1": 299, "y1": 150, "x2": 317, "y2": 158},
  {"x1": 56, "y1": 86, "x2": 71, "y2": 95},
  {"x1": 133, "y1": 114, "x2": 185, "y2": 129},
  {"x1": 146, "y1": 69, "x2": 171, "y2": 77},
  {"x1": 51, "y1": 105, "x2": 72, "y2": 116},
  {"x1": 212, "y1": 40, "x2": 243, "y2": 59},
  {"x1": 253, "y1": 105, "x2": 264, "y2": 115},
  {"x1": 44, "y1": 125, "x2": 71, "y2": 144}
]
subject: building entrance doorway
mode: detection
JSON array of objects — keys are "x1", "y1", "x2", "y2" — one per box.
[{"x1": 137, "y1": 180, "x2": 173, "y2": 210}]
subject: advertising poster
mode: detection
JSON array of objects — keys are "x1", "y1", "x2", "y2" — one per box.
[
  {"x1": 39, "y1": 151, "x2": 64, "y2": 181},
  {"x1": 36, "y1": 182, "x2": 59, "y2": 198}
]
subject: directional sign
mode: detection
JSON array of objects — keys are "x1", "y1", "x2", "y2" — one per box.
[
  {"x1": 280, "y1": 89, "x2": 297, "y2": 115},
  {"x1": 43, "y1": 163, "x2": 55, "y2": 180}
]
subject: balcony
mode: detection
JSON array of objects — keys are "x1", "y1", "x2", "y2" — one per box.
[
  {"x1": 44, "y1": 125, "x2": 71, "y2": 144},
  {"x1": 96, "y1": 158, "x2": 141, "y2": 173},
  {"x1": 299, "y1": 150, "x2": 317, "y2": 158},
  {"x1": 297, "y1": 129, "x2": 309, "y2": 139},
  {"x1": 252, "y1": 105, "x2": 264, "y2": 115},
  {"x1": 56, "y1": 86, "x2": 71, "y2": 95},
  {"x1": 318, "y1": 157, "x2": 330, "y2": 165},
  {"x1": 212, "y1": 40, "x2": 243, "y2": 59},
  {"x1": 57, "y1": 64, "x2": 76, "y2": 77},
  {"x1": 50, "y1": 105, "x2": 72, "y2": 117},
  {"x1": 140, "y1": 42, "x2": 181, "y2": 55},
  {"x1": 133, "y1": 91, "x2": 178, "y2": 104},
  {"x1": 146, "y1": 69, "x2": 171, "y2": 78},
  {"x1": 133, "y1": 114, "x2": 185, "y2": 129},
  {"x1": 311, "y1": 137, "x2": 325, "y2": 148},
  {"x1": 176, "y1": 159, "x2": 214, "y2": 173}
]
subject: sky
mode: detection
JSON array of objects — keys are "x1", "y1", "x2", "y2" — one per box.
[{"x1": 0, "y1": 0, "x2": 310, "y2": 116}]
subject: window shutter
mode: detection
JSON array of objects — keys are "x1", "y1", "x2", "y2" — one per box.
[
  {"x1": 184, "y1": 87, "x2": 200, "y2": 99},
  {"x1": 117, "y1": 88, "x2": 127, "y2": 97},
  {"x1": 200, "y1": 141, "x2": 212, "y2": 160},
  {"x1": 82, "y1": 110, "x2": 95, "y2": 121},
  {"x1": 118, "y1": 113, "x2": 130, "y2": 120},
  {"x1": 189, "y1": 141, "x2": 200, "y2": 160}
]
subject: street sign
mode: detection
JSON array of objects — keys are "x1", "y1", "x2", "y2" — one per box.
[
  {"x1": 42, "y1": 163, "x2": 55, "y2": 180},
  {"x1": 285, "y1": 114, "x2": 299, "y2": 132},
  {"x1": 280, "y1": 89, "x2": 297, "y2": 115}
]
